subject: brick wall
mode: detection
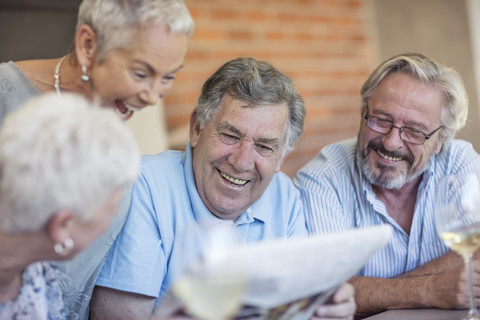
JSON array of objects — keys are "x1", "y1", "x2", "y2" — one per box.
[{"x1": 164, "y1": 0, "x2": 378, "y2": 177}]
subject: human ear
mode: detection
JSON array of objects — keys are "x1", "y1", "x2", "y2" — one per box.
[
  {"x1": 189, "y1": 110, "x2": 202, "y2": 147},
  {"x1": 75, "y1": 24, "x2": 98, "y2": 68}
]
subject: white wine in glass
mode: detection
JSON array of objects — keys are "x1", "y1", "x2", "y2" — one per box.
[
  {"x1": 172, "y1": 223, "x2": 247, "y2": 320},
  {"x1": 435, "y1": 174, "x2": 480, "y2": 320},
  {"x1": 173, "y1": 273, "x2": 246, "y2": 320},
  {"x1": 440, "y1": 230, "x2": 480, "y2": 257}
]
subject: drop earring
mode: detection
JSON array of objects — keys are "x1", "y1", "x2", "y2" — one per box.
[
  {"x1": 81, "y1": 65, "x2": 90, "y2": 83},
  {"x1": 53, "y1": 238, "x2": 74, "y2": 256}
]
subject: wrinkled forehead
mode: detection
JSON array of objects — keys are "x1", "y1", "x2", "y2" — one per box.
[{"x1": 215, "y1": 98, "x2": 288, "y2": 146}]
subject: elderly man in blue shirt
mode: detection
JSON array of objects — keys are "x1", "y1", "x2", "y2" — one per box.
[
  {"x1": 295, "y1": 53, "x2": 480, "y2": 318},
  {"x1": 90, "y1": 57, "x2": 356, "y2": 320}
]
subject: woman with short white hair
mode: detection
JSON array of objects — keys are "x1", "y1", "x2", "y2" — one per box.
[
  {"x1": 0, "y1": 93, "x2": 140, "y2": 319},
  {"x1": 0, "y1": 0, "x2": 194, "y2": 317}
]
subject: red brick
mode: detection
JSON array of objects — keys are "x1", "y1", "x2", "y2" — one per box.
[{"x1": 166, "y1": 0, "x2": 377, "y2": 174}]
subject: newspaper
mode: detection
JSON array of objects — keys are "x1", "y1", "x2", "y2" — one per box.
[{"x1": 154, "y1": 224, "x2": 393, "y2": 320}]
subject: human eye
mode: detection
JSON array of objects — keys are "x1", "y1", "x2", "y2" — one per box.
[
  {"x1": 402, "y1": 127, "x2": 425, "y2": 141},
  {"x1": 219, "y1": 132, "x2": 239, "y2": 144},
  {"x1": 374, "y1": 117, "x2": 393, "y2": 128},
  {"x1": 161, "y1": 74, "x2": 176, "y2": 84},
  {"x1": 255, "y1": 144, "x2": 274, "y2": 155},
  {"x1": 132, "y1": 69, "x2": 148, "y2": 80}
]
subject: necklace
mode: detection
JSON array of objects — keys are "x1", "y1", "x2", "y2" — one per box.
[{"x1": 54, "y1": 56, "x2": 66, "y2": 95}]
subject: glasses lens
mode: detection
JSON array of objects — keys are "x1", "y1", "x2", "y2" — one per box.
[
  {"x1": 367, "y1": 118, "x2": 390, "y2": 134},
  {"x1": 367, "y1": 116, "x2": 426, "y2": 145},
  {"x1": 400, "y1": 128, "x2": 425, "y2": 145}
]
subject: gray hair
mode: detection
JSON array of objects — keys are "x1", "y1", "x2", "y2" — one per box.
[
  {"x1": 360, "y1": 53, "x2": 469, "y2": 151},
  {"x1": 0, "y1": 93, "x2": 140, "y2": 233},
  {"x1": 77, "y1": 0, "x2": 194, "y2": 60},
  {"x1": 194, "y1": 57, "x2": 306, "y2": 153}
]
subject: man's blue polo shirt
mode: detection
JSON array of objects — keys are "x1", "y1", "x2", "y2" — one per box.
[{"x1": 96, "y1": 144, "x2": 307, "y2": 301}]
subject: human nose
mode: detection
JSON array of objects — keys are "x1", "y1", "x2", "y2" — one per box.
[
  {"x1": 139, "y1": 80, "x2": 171, "y2": 106},
  {"x1": 229, "y1": 141, "x2": 255, "y2": 172},
  {"x1": 381, "y1": 126, "x2": 404, "y2": 150}
]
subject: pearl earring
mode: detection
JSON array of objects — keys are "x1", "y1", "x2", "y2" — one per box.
[
  {"x1": 81, "y1": 65, "x2": 90, "y2": 83},
  {"x1": 53, "y1": 238, "x2": 74, "y2": 256}
]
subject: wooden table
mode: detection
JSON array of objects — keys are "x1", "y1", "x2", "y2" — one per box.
[{"x1": 364, "y1": 308, "x2": 469, "y2": 320}]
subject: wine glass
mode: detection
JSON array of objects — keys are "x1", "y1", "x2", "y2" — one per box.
[
  {"x1": 171, "y1": 222, "x2": 247, "y2": 320},
  {"x1": 435, "y1": 173, "x2": 480, "y2": 320}
]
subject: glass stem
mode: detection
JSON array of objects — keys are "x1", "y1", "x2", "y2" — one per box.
[{"x1": 465, "y1": 255, "x2": 479, "y2": 319}]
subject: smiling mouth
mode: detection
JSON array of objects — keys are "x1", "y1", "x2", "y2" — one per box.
[
  {"x1": 377, "y1": 149, "x2": 403, "y2": 162},
  {"x1": 115, "y1": 100, "x2": 139, "y2": 120},
  {"x1": 219, "y1": 171, "x2": 248, "y2": 186}
]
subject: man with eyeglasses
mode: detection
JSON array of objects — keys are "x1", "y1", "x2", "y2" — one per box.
[{"x1": 294, "y1": 53, "x2": 480, "y2": 318}]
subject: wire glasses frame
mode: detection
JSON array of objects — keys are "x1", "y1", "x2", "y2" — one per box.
[{"x1": 364, "y1": 107, "x2": 443, "y2": 145}]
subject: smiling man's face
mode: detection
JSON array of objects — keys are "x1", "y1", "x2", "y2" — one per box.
[
  {"x1": 190, "y1": 95, "x2": 288, "y2": 220},
  {"x1": 358, "y1": 72, "x2": 445, "y2": 190}
]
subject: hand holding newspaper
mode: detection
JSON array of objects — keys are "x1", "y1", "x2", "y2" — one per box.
[{"x1": 154, "y1": 224, "x2": 393, "y2": 320}]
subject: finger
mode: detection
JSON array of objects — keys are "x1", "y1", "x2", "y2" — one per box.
[
  {"x1": 314, "y1": 297, "x2": 356, "y2": 319},
  {"x1": 151, "y1": 318, "x2": 194, "y2": 320},
  {"x1": 310, "y1": 315, "x2": 354, "y2": 320},
  {"x1": 331, "y1": 283, "x2": 355, "y2": 303}
]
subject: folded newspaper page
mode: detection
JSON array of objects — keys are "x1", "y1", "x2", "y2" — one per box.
[{"x1": 154, "y1": 224, "x2": 393, "y2": 320}]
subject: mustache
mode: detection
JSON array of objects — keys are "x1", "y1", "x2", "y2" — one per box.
[{"x1": 367, "y1": 140, "x2": 413, "y2": 166}]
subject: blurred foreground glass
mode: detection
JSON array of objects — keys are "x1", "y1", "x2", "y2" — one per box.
[
  {"x1": 172, "y1": 223, "x2": 247, "y2": 320},
  {"x1": 435, "y1": 174, "x2": 480, "y2": 320}
]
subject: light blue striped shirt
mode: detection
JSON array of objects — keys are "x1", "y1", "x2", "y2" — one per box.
[{"x1": 294, "y1": 138, "x2": 480, "y2": 278}]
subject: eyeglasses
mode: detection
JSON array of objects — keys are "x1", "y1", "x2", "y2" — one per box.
[{"x1": 364, "y1": 108, "x2": 443, "y2": 145}]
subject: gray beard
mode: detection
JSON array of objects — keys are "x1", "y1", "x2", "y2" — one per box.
[{"x1": 359, "y1": 150, "x2": 429, "y2": 190}]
